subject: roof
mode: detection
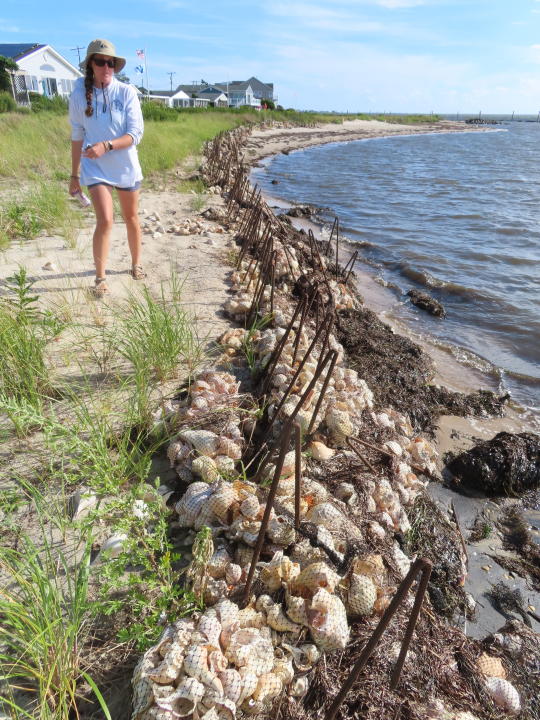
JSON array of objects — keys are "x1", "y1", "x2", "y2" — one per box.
[
  {"x1": 0, "y1": 43, "x2": 45, "y2": 61},
  {"x1": 176, "y1": 83, "x2": 223, "y2": 95}
]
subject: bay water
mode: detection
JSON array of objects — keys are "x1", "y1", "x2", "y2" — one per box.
[{"x1": 252, "y1": 123, "x2": 540, "y2": 421}]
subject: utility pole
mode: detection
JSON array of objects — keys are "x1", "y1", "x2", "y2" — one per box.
[
  {"x1": 167, "y1": 72, "x2": 176, "y2": 92},
  {"x1": 71, "y1": 46, "x2": 84, "y2": 66}
]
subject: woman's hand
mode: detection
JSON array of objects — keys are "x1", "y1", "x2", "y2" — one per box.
[
  {"x1": 69, "y1": 176, "x2": 81, "y2": 196},
  {"x1": 82, "y1": 142, "x2": 106, "y2": 159}
]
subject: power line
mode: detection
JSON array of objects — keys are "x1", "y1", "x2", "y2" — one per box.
[{"x1": 71, "y1": 46, "x2": 84, "y2": 66}]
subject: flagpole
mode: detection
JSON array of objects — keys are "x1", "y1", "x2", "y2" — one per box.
[{"x1": 144, "y1": 50, "x2": 149, "y2": 96}]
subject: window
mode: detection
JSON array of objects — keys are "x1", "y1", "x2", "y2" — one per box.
[{"x1": 43, "y1": 77, "x2": 58, "y2": 96}]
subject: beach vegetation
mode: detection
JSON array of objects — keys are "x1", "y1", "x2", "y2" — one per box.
[
  {"x1": 0, "y1": 90, "x2": 16, "y2": 113},
  {"x1": 0, "y1": 55, "x2": 18, "y2": 93}
]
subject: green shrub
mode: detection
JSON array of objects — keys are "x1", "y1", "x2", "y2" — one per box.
[
  {"x1": 141, "y1": 100, "x2": 178, "y2": 121},
  {"x1": 29, "y1": 91, "x2": 68, "y2": 114},
  {"x1": 0, "y1": 91, "x2": 16, "y2": 113}
]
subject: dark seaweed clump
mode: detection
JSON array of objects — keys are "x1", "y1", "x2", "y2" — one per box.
[
  {"x1": 447, "y1": 431, "x2": 540, "y2": 496},
  {"x1": 335, "y1": 308, "x2": 506, "y2": 432}
]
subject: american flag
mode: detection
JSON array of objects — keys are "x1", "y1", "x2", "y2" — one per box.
[{"x1": 136, "y1": 49, "x2": 145, "y2": 59}]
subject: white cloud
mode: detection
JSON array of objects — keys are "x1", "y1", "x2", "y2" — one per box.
[{"x1": 0, "y1": 19, "x2": 19, "y2": 32}]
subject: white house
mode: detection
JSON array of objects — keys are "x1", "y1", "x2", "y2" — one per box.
[{"x1": 0, "y1": 43, "x2": 82, "y2": 103}]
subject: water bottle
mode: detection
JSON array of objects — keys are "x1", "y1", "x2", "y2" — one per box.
[{"x1": 71, "y1": 190, "x2": 91, "y2": 208}]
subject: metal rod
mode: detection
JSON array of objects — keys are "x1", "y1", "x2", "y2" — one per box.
[
  {"x1": 389, "y1": 560, "x2": 432, "y2": 689},
  {"x1": 292, "y1": 294, "x2": 309, "y2": 365},
  {"x1": 294, "y1": 422, "x2": 302, "y2": 530},
  {"x1": 307, "y1": 350, "x2": 338, "y2": 435},
  {"x1": 345, "y1": 437, "x2": 378, "y2": 475},
  {"x1": 261, "y1": 297, "x2": 306, "y2": 395},
  {"x1": 325, "y1": 558, "x2": 431, "y2": 720},
  {"x1": 325, "y1": 217, "x2": 338, "y2": 256},
  {"x1": 243, "y1": 421, "x2": 294, "y2": 604},
  {"x1": 343, "y1": 250, "x2": 359, "y2": 284}
]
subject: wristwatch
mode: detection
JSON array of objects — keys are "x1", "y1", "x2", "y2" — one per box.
[{"x1": 105, "y1": 140, "x2": 113, "y2": 152}]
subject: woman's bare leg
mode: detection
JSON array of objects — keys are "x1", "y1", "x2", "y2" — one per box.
[
  {"x1": 117, "y1": 188, "x2": 142, "y2": 268},
  {"x1": 88, "y1": 184, "x2": 114, "y2": 278}
]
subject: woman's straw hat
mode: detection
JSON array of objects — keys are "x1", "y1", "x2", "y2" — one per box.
[{"x1": 81, "y1": 39, "x2": 126, "y2": 72}]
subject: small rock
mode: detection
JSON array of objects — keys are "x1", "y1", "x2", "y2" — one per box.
[
  {"x1": 42, "y1": 261, "x2": 56, "y2": 271},
  {"x1": 407, "y1": 289, "x2": 446, "y2": 317},
  {"x1": 481, "y1": 565, "x2": 491, "y2": 571}
]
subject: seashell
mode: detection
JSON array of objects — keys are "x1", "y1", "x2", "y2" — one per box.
[
  {"x1": 208, "y1": 649, "x2": 228, "y2": 674},
  {"x1": 68, "y1": 487, "x2": 97, "y2": 520},
  {"x1": 335, "y1": 482, "x2": 358, "y2": 506},
  {"x1": 179, "y1": 429, "x2": 220, "y2": 457},
  {"x1": 237, "y1": 668, "x2": 259, "y2": 704},
  {"x1": 156, "y1": 677, "x2": 205, "y2": 717},
  {"x1": 214, "y1": 455, "x2": 236, "y2": 475},
  {"x1": 272, "y1": 650, "x2": 294, "y2": 684},
  {"x1": 267, "y1": 515, "x2": 296, "y2": 546},
  {"x1": 235, "y1": 546, "x2": 254, "y2": 568},
  {"x1": 225, "y1": 628, "x2": 274, "y2": 676},
  {"x1": 325, "y1": 408, "x2": 354, "y2": 440},
  {"x1": 290, "y1": 538, "x2": 327, "y2": 569},
  {"x1": 305, "y1": 502, "x2": 362, "y2": 539},
  {"x1": 307, "y1": 588, "x2": 350, "y2": 651},
  {"x1": 301, "y1": 478, "x2": 329, "y2": 504},
  {"x1": 289, "y1": 676, "x2": 309, "y2": 697},
  {"x1": 176, "y1": 465, "x2": 194, "y2": 484},
  {"x1": 367, "y1": 521, "x2": 387, "y2": 541},
  {"x1": 484, "y1": 677, "x2": 520, "y2": 715},
  {"x1": 217, "y1": 436, "x2": 243, "y2": 461},
  {"x1": 208, "y1": 481, "x2": 239, "y2": 524},
  {"x1": 198, "y1": 709, "x2": 220, "y2": 720},
  {"x1": 374, "y1": 587, "x2": 394, "y2": 615},
  {"x1": 198, "y1": 614, "x2": 223, "y2": 649},
  {"x1": 167, "y1": 441, "x2": 191, "y2": 467},
  {"x1": 237, "y1": 607, "x2": 266, "y2": 628},
  {"x1": 285, "y1": 593, "x2": 309, "y2": 626},
  {"x1": 259, "y1": 551, "x2": 300, "y2": 592},
  {"x1": 252, "y1": 672, "x2": 283, "y2": 704},
  {"x1": 132, "y1": 648, "x2": 161, "y2": 719},
  {"x1": 204, "y1": 578, "x2": 229, "y2": 606},
  {"x1": 183, "y1": 644, "x2": 221, "y2": 692},
  {"x1": 309, "y1": 441, "x2": 336, "y2": 461},
  {"x1": 266, "y1": 602, "x2": 302, "y2": 633},
  {"x1": 148, "y1": 640, "x2": 185, "y2": 684},
  {"x1": 98, "y1": 533, "x2": 127, "y2": 559},
  {"x1": 241, "y1": 698, "x2": 265, "y2": 715},
  {"x1": 175, "y1": 482, "x2": 213, "y2": 527},
  {"x1": 192, "y1": 456, "x2": 220, "y2": 482},
  {"x1": 275, "y1": 475, "x2": 296, "y2": 498},
  {"x1": 225, "y1": 563, "x2": 242, "y2": 585},
  {"x1": 384, "y1": 440, "x2": 403, "y2": 457},
  {"x1": 392, "y1": 542, "x2": 411, "y2": 579},
  {"x1": 218, "y1": 668, "x2": 243, "y2": 703},
  {"x1": 347, "y1": 574, "x2": 377, "y2": 617},
  {"x1": 199, "y1": 690, "x2": 235, "y2": 720},
  {"x1": 239, "y1": 494, "x2": 260, "y2": 519},
  {"x1": 352, "y1": 554, "x2": 386, "y2": 585},
  {"x1": 280, "y1": 451, "x2": 297, "y2": 477},
  {"x1": 290, "y1": 562, "x2": 340, "y2": 596},
  {"x1": 208, "y1": 547, "x2": 232, "y2": 579},
  {"x1": 477, "y1": 652, "x2": 506, "y2": 679}
]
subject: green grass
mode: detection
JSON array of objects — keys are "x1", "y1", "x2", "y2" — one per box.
[{"x1": 0, "y1": 524, "x2": 93, "y2": 720}]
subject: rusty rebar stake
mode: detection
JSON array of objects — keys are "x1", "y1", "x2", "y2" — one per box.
[
  {"x1": 345, "y1": 437, "x2": 378, "y2": 475},
  {"x1": 325, "y1": 558, "x2": 433, "y2": 720},
  {"x1": 261, "y1": 297, "x2": 306, "y2": 395},
  {"x1": 307, "y1": 350, "x2": 338, "y2": 435},
  {"x1": 243, "y1": 421, "x2": 294, "y2": 604},
  {"x1": 294, "y1": 421, "x2": 302, "y2": 530}
]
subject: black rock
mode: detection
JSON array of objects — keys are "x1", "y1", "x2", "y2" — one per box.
[
  {"x1": 447, "y1": 431, "x2": 540, "y2": 495},
  {"x1": 271, "y1": 179, "x2": 279, "y2": 184},
  {"x1": 407, "y1": 289, "x2": 446, "y2": 317}
]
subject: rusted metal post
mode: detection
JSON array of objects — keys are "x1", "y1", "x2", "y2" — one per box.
[
  {"x1": 325, "y1": 217, "x2": 338, "y2": 256},
  {"x1": 243, "y1": 421, "x2": 294, "y2": 604},
  {"x1": 307, "y1": 350, "x2": 338, "y2": 435},
  {"x1": 345, "y1": 437, "x2": 378, "y2": 475},
  {"x1": 389, "y1": 560, "x2": 432, "y2": 689},
  {"x1": 261, "y1": 297, "x2": 306, "y2": 394},
  {"x1": 343, "y1": 250, "x2": 359, "y2": 284},
  {"x1": 294, "y1": 421, "x2": 302, "y2": 530},
  {"x1": 325, "y1": 558, "x2": 433, "y2": 720}
]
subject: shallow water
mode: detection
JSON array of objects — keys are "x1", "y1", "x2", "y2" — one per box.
[{"x1": 253, "y1": 123, "x2": 540, "y2": 418}]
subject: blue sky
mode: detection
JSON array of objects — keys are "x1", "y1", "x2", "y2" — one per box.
[{"x1": 3, "y1": 0, "x2": 540, "y2": 112}]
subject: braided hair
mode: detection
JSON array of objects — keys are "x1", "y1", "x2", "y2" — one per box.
[{"x1": 84, "y1": 60, "x2": 94, "y2": 117}]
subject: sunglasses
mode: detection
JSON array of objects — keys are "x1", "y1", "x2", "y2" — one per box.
[{"x1": 93, "y1": 58, "x2": 115, "y2": 68}]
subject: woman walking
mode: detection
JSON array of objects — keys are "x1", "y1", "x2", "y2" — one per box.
[{"x1": 69, "y1": 39, "x2": 145, "y2": 297}]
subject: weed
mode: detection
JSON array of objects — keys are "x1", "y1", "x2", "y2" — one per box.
[
  {"x1": 183, "y1": 525, "x2": 214, "y2": 605},
  {"x1": 177, "y1": 178, "x2": 206, "y2": 194},
  {"x1": 240, "y1": 313, "x2": 273, "y2": 375},
  {"x1": 189, "y1": 191, "x2": 207, "y2": 212},
  {"x1": 91, "y1": 482, "x2": 197, "y2": 650},
  {"x1": 113, "y1": 279, "x2": 202, "y2": 383},
  {"x1": 0, "y1": 524, "x2": 93, "y2": 719}
]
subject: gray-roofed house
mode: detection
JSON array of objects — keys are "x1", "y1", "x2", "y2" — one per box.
[
  {"x1": 176, "y1": 83, "x2": 228, "y2": 108},
  {"x1": 0, "y1": 43, "x2": 82, "y2": 104},
  {"x1": 215, "y1": 77, "x2": 275, "y2": 108}
]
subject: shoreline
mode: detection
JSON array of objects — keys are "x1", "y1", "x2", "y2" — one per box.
[{"x1": 244, "y1": 119, "x2": 539, "y2": 451}]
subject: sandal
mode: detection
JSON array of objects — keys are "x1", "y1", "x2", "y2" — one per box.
[
  {"x1": 130, "y1": 264, "x2": 147, "y2": 280},
  {"x1": 91, "y1": 277, "x2": 109, "y2": 298}
]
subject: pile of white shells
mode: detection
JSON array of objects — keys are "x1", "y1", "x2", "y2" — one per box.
[
  {"x1": 166, "y1": 372, "x2": 244, "y2": 485},
  {"x1": 132, "y1": 600, "x2": 320, "y2": 720},
  {"x1": 168, "y1": 218, "x2": 207, "y2": 236}
]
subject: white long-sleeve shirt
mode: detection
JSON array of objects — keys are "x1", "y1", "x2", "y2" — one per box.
[{"x1": 69, "y1": 77, "x2": 144, "y2": 188}]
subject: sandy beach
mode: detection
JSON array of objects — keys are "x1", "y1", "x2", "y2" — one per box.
[{"x1": 1, "y1": 117, "x2": 538, "y2": 719}]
